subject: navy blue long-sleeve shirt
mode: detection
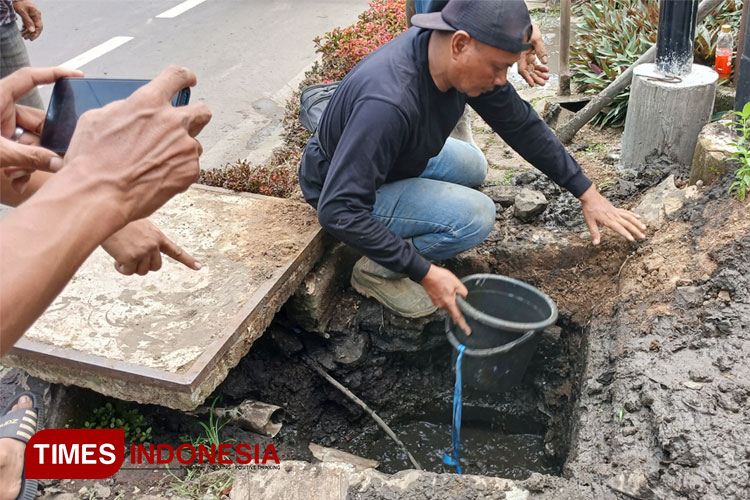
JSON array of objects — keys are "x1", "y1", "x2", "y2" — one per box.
[{"x1": 299, "y1": 27, "x2": 592, "y2": 282}]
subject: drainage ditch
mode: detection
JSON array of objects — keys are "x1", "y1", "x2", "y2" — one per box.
[{"x1": 208, "y1": 308, "x2": 587, "y2": 480}]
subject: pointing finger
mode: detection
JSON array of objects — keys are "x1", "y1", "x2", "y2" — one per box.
[{"x1": 160, "y1": 234, "x2": 202, "y2": 270}]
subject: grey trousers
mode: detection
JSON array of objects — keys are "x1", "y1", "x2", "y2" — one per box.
[{"x1": 0, "y1": 22, "x2": 43, "y2": 109}]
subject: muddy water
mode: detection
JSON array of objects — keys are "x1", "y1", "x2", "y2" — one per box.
[
  {"x1": 213, "y1": 297, "x2": 582, "y2": 481},
  {"x1": 342, "y1": 410, "x2": 559, "y2": 478}
]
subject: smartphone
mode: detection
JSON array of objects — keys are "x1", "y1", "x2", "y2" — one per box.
[{"x1": 40, "y1": 78, "x2": 191, "y2": 155}]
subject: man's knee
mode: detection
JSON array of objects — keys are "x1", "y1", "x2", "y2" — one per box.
[
  {"x1": 451, "y1": 191, "x2": 495, "y2": 246},
  {"x1": 468, "y1": 144, "x2": 488, "y2": 186},
  {"x1": 453, "y1": 139, "x2": 487, "y2": 187}
]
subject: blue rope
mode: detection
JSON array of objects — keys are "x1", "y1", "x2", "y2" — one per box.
[{"x1": 443, "y1": 343, "x2": 466, "y2": 474}]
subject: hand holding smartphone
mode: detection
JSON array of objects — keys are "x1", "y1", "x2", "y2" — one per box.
[{"x1": 40, "y1": 78, "x2": 191, "y2": 154}]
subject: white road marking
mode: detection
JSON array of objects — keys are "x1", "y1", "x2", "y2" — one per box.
[
  {"x1": 156, "y1": 0, "x2": 209, "y2": 19},
  {"x1": 59, "y1": 36, "x2": 134, "y2": 70}
]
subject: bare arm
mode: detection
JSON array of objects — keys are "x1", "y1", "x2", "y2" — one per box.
[
  {"x1": 0, "y1": 164, "x2": 123, "y2": 353},
  {"x1": 0, "y1": 65, "x2": 211, "y2": 355}
]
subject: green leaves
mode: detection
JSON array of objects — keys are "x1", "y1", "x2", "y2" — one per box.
[
  {"x1": 82, "y1": 401, "x2": 152, "y2": 443},
  {"x1": 571, "y1": 0, "x2": 743, "y2": 127},
  {"x1": 726, "y1": 105, "x2": 750, "y2": 201}
]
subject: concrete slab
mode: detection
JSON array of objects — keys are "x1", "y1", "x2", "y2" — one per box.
[{"x1": 1, "y1": 185, "x2": 323, "y2": 410}]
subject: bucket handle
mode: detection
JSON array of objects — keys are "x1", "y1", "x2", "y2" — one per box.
[{"x1": 445, "y1": 319, "x2": 537, "y2": 357}]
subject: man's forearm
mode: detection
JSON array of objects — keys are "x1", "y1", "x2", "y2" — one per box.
[{"x1": 0, "y1": 164, "x2": 124, "y2": 354}]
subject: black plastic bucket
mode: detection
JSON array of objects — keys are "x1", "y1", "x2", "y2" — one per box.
[{"x1": 446, "y1": 274, "x2": 558, "y2": 392}]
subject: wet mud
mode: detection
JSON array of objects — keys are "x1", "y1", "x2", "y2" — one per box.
[{"x1": 212, "y1": 301, "x2": 585, "y2": 479}]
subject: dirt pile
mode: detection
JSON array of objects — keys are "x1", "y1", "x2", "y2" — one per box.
[{"x1": 565, "y1": 175, "x2": 750, "y2": 500}]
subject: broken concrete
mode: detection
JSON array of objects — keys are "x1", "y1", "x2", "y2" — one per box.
[
  {"x1": 0, "y1": 186, "x2": 323, "y2": 410},
  {"x1": 482, "y1": 185, "x2": 520, "y2": 208},
  {"x1": 633, "y1": 175, "x2": 699, "y2": 228},
  {"x1": 285, "y1": 242, "x2": 360, "y2": 334},
  {"x1": 309, "y1": 443, "x2": 380, "y2": 471},
  {"x1": 689, "y1": 120, "x2": 736, "y2": 186},
  {"x1": 229, "y1": 461, "x2": 597, "y2": 500}
]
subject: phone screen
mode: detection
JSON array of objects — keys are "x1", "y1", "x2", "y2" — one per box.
[{"x1": 40, "y1": 78, "x2": 190, "y2": 155}]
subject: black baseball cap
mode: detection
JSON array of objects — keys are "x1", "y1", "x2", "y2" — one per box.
[{"x1": 411, "y1": 0, "x2": 533, "y2": 53}]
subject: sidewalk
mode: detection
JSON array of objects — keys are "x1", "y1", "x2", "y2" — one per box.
[{"x1": 526, "y1": 0, "x2": 549, "y2": 10}]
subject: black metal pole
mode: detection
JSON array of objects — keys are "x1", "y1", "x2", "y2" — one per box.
[
  {"x1": 736, "y1": 23, "x2": 750, "y2": 111},
  {"x1": 656, "y1": 0, "x2": 699, "y2": 76}
]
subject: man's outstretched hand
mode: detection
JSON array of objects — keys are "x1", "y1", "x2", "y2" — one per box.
[
  {"x1": 518, "y1": 22, "x2": 550, "y2": 87},
  {"x1": 579, "y1": 184, "x2": 647, "y2": 245},
  {"x1": 421, "y1": 264, "x2": 471, "y2": 336}
]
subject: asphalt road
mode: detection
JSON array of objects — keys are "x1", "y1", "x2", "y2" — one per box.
[{"x1": 23, "y1": 0, "x2": 370, "y2": 168}]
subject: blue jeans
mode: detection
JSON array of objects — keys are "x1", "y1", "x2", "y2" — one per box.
[{"x1": 372, "y1": 138, "x2": 495, "y2": 261}]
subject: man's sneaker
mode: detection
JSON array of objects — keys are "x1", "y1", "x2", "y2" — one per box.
[{"x1": 350, "y1": 257, "x2": 437, "y2": 318}]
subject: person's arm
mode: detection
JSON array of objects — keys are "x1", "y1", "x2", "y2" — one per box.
[
  {"x1": 0, "y1": 65, "x2": 211, "y2": 355},
  {"x1": 470, "y1": 86, "x2": 645, "y2": 243},
  {"x1": 470, "y1": 84, "x2": 592, "y2": 197},
  {"x1": 315, "y1": 98, "x2": 470, "y2": 332},
  {"x1": 316, "y1": 98, "x2": 430, "y2": 282},
  {"x1": 0, "y1": 164, "x2": 126, "y2": 353},
  {"x1": 1, "y1": 102, "x2": 201, "y2": 276},
  {"x1": 1, "y1": 170, "x2": 201, "y2": 275}
]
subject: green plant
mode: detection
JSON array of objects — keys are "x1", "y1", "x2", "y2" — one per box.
[
  {"x1": 167, "y1": 466, "x2": 235, "y2": 500},
  {"x1": 571, "y1": 0, "x2": 742, "y2": 127},
  {"x1": 199, "y1": 158, "x2": 299, "y2": 198},
  {"x1": 728, "y1": 102, "x2": 750, "y2": 201},
  {"x1": 503, "y1": 169, "x2": 516, "y2": 186},
  {"x1": 312, "y1": 0, "x2": 406, "y2": 81},
  {"x1": 584, "y1": 142, "x2": 605, "y2": 152},
  {"x1": 80, "y1": 401, "x2": 152, "y2": 443},
  {"x1": 598, "y1": 178, "x2": 617, "y2": 192},
  {"x1": 195, "y1": 397, "x2": 229, "y2": 447}
]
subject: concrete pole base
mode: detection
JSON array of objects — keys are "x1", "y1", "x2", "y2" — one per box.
[{"x1": 621, "y1": 63, "x2": 718, "y2": 171}]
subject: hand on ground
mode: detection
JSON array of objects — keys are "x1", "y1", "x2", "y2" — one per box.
[
  {"x1": 579, "y1": 184, "x2": 647, "y2": 245},
  {"x1": 101, "y1": 218, "x2": 201, "y2": 276},
  {"x1": 420, "y1": 264, "x2": 471, "y2": 335}
]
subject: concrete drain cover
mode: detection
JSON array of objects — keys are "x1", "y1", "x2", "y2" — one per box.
[{"x1": 3, "y1": 186, "x2": 323, "y2": 410}]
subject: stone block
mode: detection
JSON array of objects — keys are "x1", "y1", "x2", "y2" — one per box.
[
  {"x1": 2, "y1": 187, "x2": 324, "y2": 410},
  {"x1": 285, "y1": 242, "x2": 360, "y2": 333},
  {"x1": 714, "y1": 85, "x2": 736, "y2": 112},
  {"x1": 230, "y1": 461, "x2": 533, "y2": 500},
  {"x1": 514, "y1": 188, "x2": 548, "y2": 222},
  {"x1": 481, "y1": 184, "x2": 520, "y2": 207},
  {"x1": 634, "y1": 175, "x2": 687, "y2": 228},
  {"x1": 689, "y1": 120, "x2": 736, "y2": 186}
]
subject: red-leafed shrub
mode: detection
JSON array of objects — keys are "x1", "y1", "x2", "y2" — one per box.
[
  {"x1": 314, "y1": 0, "x2": 407, "y2": 81},
  {"x1": 199, "y1": 0, "x2": 407, "y2": 198},
  {"x1": 198, "y1": 159, "x2": 300, "y2": 199}
]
